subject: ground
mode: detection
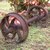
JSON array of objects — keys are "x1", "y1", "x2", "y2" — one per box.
[
  {"x1": 0, "y1": 26, "x2": 50, "y2": 50},
  {"x1": 0, "y1": 1, "x2": 50, "y2": 50}
]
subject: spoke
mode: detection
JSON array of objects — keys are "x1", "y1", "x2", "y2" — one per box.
[
  {"x1": 5, "y1": 27, "x2": 16, "y2": 39},
  {"x1": 5, "y1": 17, "x2": 9, "y2": 27},
  {"x1": 30, "y1": 8, "x2": 40, "y2": 17},
  {"x1": 9, "y1": 18, "x2": 15, "y2": 28}
]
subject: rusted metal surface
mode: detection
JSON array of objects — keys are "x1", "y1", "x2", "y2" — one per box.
[
  {"x1": 27, "y1": 6, "x2": 48, "y2": 24},
  {"x1": 28, "y1": 6, "x2": 48, "y2": 18},
  {"x1": 1, "y1": 16, "x2": 16, "y2": 40},
  {"x1": 1, "y1": 12, "x2": 28, "y2": 43},
  {"x1": 0, "y1": 6, "x2": 48, "y2": 43}
]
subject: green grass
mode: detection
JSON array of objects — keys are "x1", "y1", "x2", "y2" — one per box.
[
  {"x1": 0, "y1": 1, "x2": 10, "y2": 11},
  {"x1": 47, "y1": 7, "x2": 50, "y2": 11},
  {"x1": 0, "y1": 26, "x2": 50, "y2": 50}
]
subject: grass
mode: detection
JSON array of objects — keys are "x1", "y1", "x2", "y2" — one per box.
[
  {"x1": 0, "y1": 1, "x2": 50, "y2": 50},
  {"x1": 0, "y1": 26, "x2": 50, "y2": 50},
  {"x1": 0, "y1": 1, "x2": 10, "y2": 11}
]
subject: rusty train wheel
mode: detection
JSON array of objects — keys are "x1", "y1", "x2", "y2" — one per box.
[
  {"x1": 27, "y1": 6, "x2": 48, "y2": 26},
  {"x1": 1, "y1": 16, "x2": 16, "y2": 40},
  {"x1": 27, "y1": 6, "x2": 48, "y2": 20},
  {"x1": 1, "y1": 12, "x2": 28, "y2": 43}
]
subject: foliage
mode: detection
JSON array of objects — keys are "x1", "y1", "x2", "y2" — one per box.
[
  {"x1": 8, "y1": 0, "x2": 49, "y2": 5},
  {"x1": 8, "y1": 0, "x2": 24, "y2": 5},
  {"x1": 8, "y1": 0, "x2": 49, "y2": 11},
  {"x1": 8, "y1": 0, "x2": 24, "y2": 11},
  {"x1": 39, "y1": 0, "x2": 49, "y2": 3}
]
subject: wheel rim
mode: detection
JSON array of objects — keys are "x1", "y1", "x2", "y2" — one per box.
[
  {"x1": 28, "y1": 6, "x2": 47, "y2": 19},
  {"x1": 1, "y1": 16, "x2": 17, "y2": 40},
  {"x1": 1, "y1": 13, "x2": 28, "y2": 43}
]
